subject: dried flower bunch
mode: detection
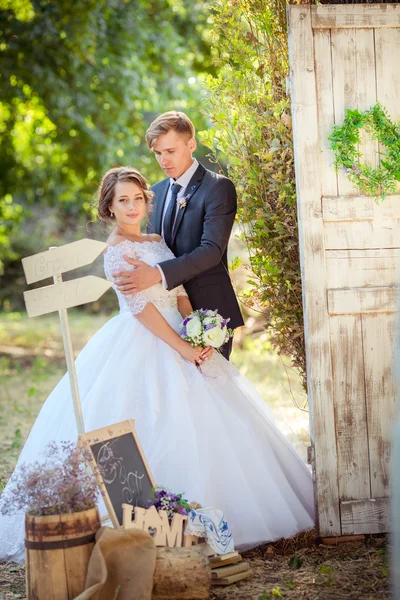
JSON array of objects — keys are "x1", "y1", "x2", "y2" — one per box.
[{"x1": 0, "y1": 441, "x2": 99, "y2": 517}]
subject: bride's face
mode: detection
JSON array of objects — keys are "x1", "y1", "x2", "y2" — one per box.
[{"x1": 110, "y1": 181, "x2": 147, "y2": 228}]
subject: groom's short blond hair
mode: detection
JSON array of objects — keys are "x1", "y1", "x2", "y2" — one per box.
[{"x1": 145, "y1": 111, "x2": 195, "y2": 149}]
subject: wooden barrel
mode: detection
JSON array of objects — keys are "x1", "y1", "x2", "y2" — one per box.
[{"x1": 25, "y1": 507, "x2": 101, "y2": 600}]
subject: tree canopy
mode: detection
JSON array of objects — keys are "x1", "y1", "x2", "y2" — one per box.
[{"x1": 0, "y1": 0, "x2": 214, "y2": 278}]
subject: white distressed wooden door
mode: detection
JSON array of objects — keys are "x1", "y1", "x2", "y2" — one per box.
[{"x1": 288, "y1": 3, "x2": 400, "y2": 537}]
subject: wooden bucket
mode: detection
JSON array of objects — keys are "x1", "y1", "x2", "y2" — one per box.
[{"x1": 25, "y1": 507, "x2": 101, "y2": 600}]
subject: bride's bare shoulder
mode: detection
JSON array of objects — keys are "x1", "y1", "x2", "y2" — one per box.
[
  {"x1": 143, "y1": 234, "x2": 162, "y2": 242},
  {"x1": 106, "y1": 234, "x2": 128, "y2": 248}
]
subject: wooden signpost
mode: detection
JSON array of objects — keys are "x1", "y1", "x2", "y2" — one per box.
[{"x1": 21, "y1": 239, "x2": 112, "y2": 435}]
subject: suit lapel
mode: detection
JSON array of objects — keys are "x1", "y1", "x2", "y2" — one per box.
[
  {"x1": 153, "y1": 179, "x2": 170, "y2": 234},
  {"x1": 171, "y1": 163, "x2": 206, "y2": 246}
]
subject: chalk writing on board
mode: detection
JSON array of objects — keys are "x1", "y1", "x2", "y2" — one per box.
[{"x1": 97, "y1": 441, "x2": 147, "y2": 506}]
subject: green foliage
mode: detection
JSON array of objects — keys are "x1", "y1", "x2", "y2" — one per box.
[
  {"x1": 329, "y1": 103, "x2": 400, "y2": 201},
  {"x1": 10, "y1": 428, "x2": 22, "y2": 449},
  {"x1": 0, "y1": 194, "x2": 23, "y2": 275},
  {"x1": 202, "y1": 0, "x2": 306, "y2": 387},
  {"x1": 259, "y1": 588, "x2": 282, "y2": 600},
  {"x1": 288, "y1": 554, "x2": 303, "y2": 569},
  {"x1": 0, "y1": 0, "x2": 214, "y2": 296}
]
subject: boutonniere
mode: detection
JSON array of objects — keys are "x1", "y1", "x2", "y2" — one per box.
[
  {"x1": 176, "y1": 193, "x2": 192, "y2": 210},
  {"x1": 176, "y1": 184, "x2": 198, "y2": 210}
]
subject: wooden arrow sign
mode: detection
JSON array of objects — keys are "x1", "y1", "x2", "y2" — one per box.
[
  {"x1": 22, "y1": 239, "x2": 108, "y2": 284},
  {"x1": 21, "y1": 239, "x2": 113, "y2": 436},
  {"x1": 23, "y1": 275, "x2": 113, "y2": 317}
]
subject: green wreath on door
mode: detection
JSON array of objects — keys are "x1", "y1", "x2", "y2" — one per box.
[{"x1": 328, "y1": 103, "x2": 400, "y2": 202}]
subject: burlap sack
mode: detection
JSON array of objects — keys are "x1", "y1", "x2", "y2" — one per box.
[{"x1": 74, "y1": 526, "x2": 156, "y2": 600}]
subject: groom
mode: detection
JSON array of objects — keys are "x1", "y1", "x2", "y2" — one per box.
[{"x1": 114, "y1": 111, "x2": 244, "y2": 359}]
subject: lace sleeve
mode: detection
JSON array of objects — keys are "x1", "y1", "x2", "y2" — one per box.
[
  {"x1": 104, "y1": 242, "x2": 152, "y2": 316},
  {"x1": 123, "y1": 290, "x2": 152, "y2": 315},
  {"x1": 176, "y1": 285, "x2": 188, "y2": 297}
]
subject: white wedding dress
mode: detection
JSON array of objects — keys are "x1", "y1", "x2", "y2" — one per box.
[{"x1": 0, "y1": 239, "x2": 314, "y2": 562}]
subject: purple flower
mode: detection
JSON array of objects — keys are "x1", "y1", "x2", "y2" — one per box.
[
  {"x1": 204, "y1": 323, "x2": 214, "y2": 330},
  {"x1": 181, "y1": 326, "x2": 187, "y2": 337}
]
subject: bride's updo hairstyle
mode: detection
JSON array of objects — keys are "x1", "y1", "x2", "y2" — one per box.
[{"x1": 97, "y1": 166, "x2": 154, "y2": 223}]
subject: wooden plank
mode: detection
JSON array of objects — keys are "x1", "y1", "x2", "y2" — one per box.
[
  {"x1": 330, "y1": 316, "x2": 370, "y2": 500},
  {"x1": 22, "y1": 239, "x2": 108, "y2": 284},
  {"x1": 288, "y1": 4, "x2": 340, "y2": 536},
  {"x1": 331, "y1": 28, "x2": 359, "y2": 196},
  {"x1": 23, "y1": 276, "x2": 113, "y2": 317},
  {"x1": 324, "y1": 219, "x2": 400, "y2": 250},
  {"x1": 314, "y1": 30, "x2": 337, "y2": 196},
  {"x1": 375, "y1": 27, "x2": 400, "y2": 194},
  {"x1": 212, "y1": 569, "x2": 253, "y2": 586},
  {"x1": 322, "y1": 195, "x2": 400, "y2": 220},
  {"x1": 327, "y1": 248, "x2": 400, "y2": 259},
  {"x1": 212, "y1": 562, "x2": 250, "y2": 579},
  {"x1": 340, "y1": 497, "x2": 389, "y2": 534},
  {"x1": 362, "y1": 313, "x2": 396, "y2": 498},
  {"x1": 355, "y1": 28, "x2": 379, "y2": 194},
  {"x1": 210, "y1": 552, "x2": 240, "y2": 565},
  {"x1": 312, "y1": 4, "x2": 400, "y2": 29},
  {"x1": 328, "y1": 287, "x2": 397, "y2": 315},
  {"x1": 210, "y1": 554, "x2": 242, "y2": 568},
  {"x1": 319, "y1": 534, "x2": 365, "y2": 545},
  {"x1": 326, "y1": 250, "x2": 399, "y2": 289}
]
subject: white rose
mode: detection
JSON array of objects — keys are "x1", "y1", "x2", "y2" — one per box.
[
  {"x1": 206, "y1": 310, "x2": 216, "y2": 316},
  {"x1": 202, "y1": 326, "x2": 226, "y2": 348},
  {"x1": 203, "y1": 316, "x2": 215, "y2": 326},
  {"x1": 186, "y1": 316, "x2": 202, "y2": 339}
]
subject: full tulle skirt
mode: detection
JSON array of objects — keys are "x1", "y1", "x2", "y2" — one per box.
[{"x1": 0, "y1": 308, "x2": 314, "y2": 562}]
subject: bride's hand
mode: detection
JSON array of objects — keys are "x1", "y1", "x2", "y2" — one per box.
[
  {"x1": 179, "y1": 342, "x2": 210, "y2": 366},
  {"x1": 200, "y1": 346, "x2": 213, "y2": 361}
]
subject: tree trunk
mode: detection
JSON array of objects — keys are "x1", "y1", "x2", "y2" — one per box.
[{"x1": 153, "y1": 546, "x2": 211, "y2": 600}]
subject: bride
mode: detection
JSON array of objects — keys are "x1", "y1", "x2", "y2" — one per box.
[{"x1": 0, "y1": 167, "x2": 314, "y2": 562}]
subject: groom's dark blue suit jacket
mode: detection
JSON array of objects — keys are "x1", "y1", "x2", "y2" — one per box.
[{"x1": 148, "y1": 162, "x2": 244, "y2": 330}]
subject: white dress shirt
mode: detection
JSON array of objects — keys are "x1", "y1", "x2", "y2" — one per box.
[
  {"x1": 161, "y1": 158, "x2": 199, "y2": 235},
  {"x1": 157, "y1": 159, "x2": 199, "y2": 288}
]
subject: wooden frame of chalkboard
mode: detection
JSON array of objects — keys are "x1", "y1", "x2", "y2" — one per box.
[{"x1": 79, "y1": 419, "x2": 156, "y2": 528}]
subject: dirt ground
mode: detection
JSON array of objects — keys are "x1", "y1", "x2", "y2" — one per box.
[{"x1": 0, "y1": 531, "x2": 390, "y2": 599}]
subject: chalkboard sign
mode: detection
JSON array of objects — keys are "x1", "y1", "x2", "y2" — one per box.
[{"x1": 79, "y1": 420, "x2": 155, "y2": 528}]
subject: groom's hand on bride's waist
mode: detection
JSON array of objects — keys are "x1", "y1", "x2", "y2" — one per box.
[{"x1": 113, "y1": 258, "x2": 162, "y2": 294}]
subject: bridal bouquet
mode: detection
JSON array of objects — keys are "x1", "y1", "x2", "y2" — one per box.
[{"x1": 180, "y1": 308, "x2": 233, "y2": 350}]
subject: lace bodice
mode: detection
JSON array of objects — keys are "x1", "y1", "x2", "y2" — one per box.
[{"x1": 104, "y1": 238, "x2": 187, "y2": 315}]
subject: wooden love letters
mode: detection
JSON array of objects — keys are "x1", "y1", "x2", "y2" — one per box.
[{"x1": 122, "y1": 504, "x2": 199, "y2": 549}]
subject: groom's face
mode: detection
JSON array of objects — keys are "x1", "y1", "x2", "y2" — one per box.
[{"x1": 152, "y1": 129, "x2": 196, "y2": 180}]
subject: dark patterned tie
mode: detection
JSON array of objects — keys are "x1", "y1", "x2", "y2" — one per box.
[{"x1": 163, "y1": 183, "x2": 182, "y2": 247}]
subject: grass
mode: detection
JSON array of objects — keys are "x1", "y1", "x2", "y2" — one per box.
[{"x1": 0, "y1": 311, "x2": 112, "y2": 481}]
